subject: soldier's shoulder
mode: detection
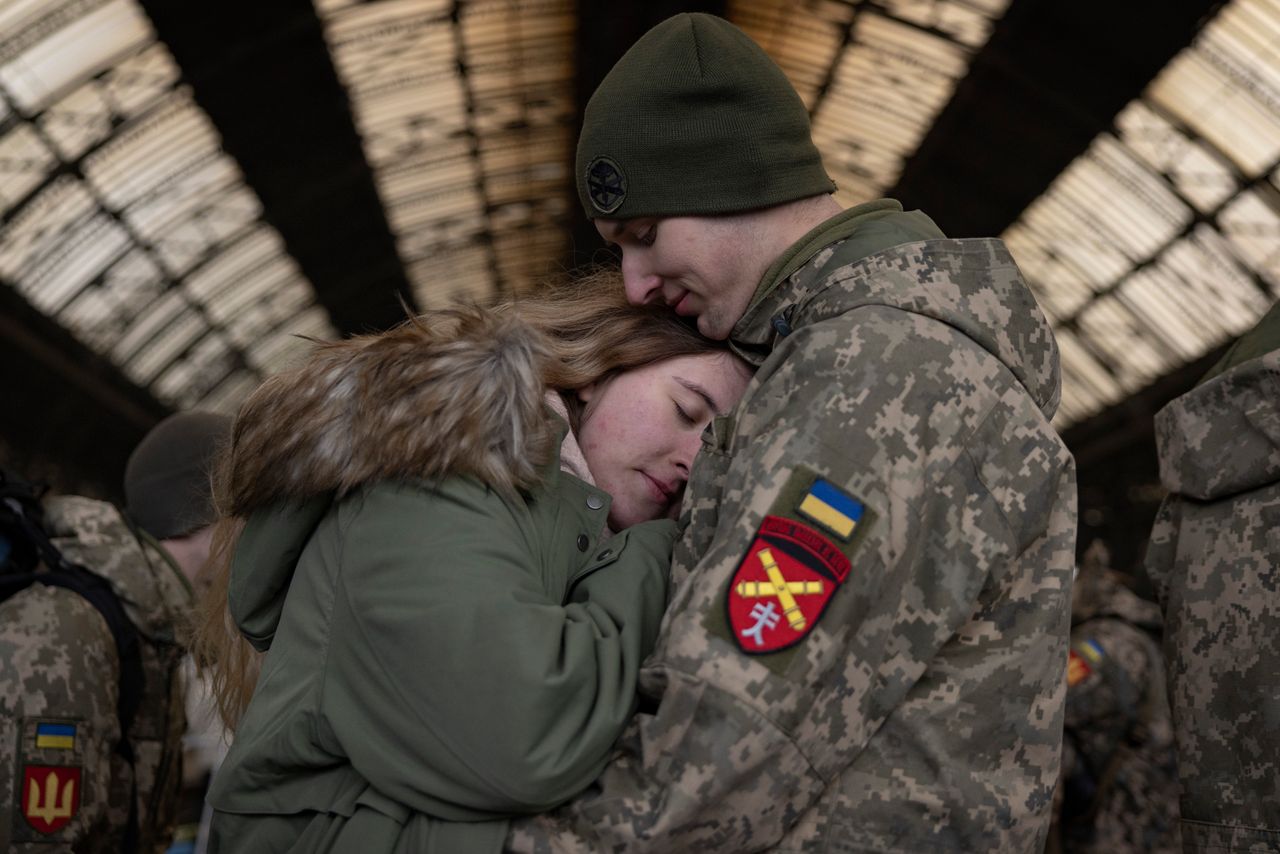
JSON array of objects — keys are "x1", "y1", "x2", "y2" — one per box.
[
  {"x1": 41, "y1": 495, "x2": 189, "y2": 633},
  {"x1": 42, "y1": 494, "x2": 129, "y2": 538},
  {"x1": 0, "y1": 583, "x2": 114, "y2": 668}
]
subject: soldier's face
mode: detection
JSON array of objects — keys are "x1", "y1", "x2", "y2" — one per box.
[
  {"x1": 576, "y1": 351, "x2": 751, "y2": 530},
  {"x1": 597, "y1": 215, "x2": 762, "y2": 341}
]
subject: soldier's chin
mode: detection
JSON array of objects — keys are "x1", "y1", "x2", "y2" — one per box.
[{"x1": 695, "y1": 312, "x2": 732, "y2": 342}]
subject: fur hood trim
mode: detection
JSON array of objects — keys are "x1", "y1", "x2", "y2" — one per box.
[{"x1": 222, "y1": 307, "x2": 556, "y2": 516}]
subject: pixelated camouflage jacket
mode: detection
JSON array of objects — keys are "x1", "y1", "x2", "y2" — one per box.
[
  {"x1": 0, "y1": 495, "x2": 190, "y2": 854},
  {"x1": 1049, "y1": 567, "x2": 1180, "y2": 854},
  {"x1": 1145, "y1": 321, "x2": 1280, "y2": 854},
  {"x1": 509, "y1": 202, "x2": 1077, "y2": 853}
]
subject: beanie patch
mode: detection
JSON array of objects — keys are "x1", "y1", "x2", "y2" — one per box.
[{"x1": 585, "y1": 156, "x2": 627, "y2": 215}]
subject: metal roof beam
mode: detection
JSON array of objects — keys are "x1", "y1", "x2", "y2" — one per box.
[
  {"x1": 0, "y1": 283, "x2": 171, "y2": 503},
  {"x1": 890, "y1": 0, "x2": 1226, "y2": 238},
  {"x1": 139, "y1": 0, "x2": 417, "y2": 334}
]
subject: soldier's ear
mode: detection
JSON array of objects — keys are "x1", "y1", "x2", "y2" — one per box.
[{"x1": 577, "y1": 383, "x2": 598, "y2": 404}]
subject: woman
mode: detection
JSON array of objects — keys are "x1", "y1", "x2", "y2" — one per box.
[{"x1": 191, "y1": 275, "x2": 751, "y2": 852}]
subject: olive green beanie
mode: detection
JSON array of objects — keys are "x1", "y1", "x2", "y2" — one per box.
[
  {"x1": 576, "y1": 13, "x2": 835, "y2": 221},
  {"x1": 124, "y1": 410, "x2": 230, "y2": 540}
]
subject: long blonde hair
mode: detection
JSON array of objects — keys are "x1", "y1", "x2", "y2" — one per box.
[{"x1": 189, "y1": 269, "x2": 732, "y2": 731}]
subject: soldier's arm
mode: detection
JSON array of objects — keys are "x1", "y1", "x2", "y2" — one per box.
[
  {"x1": 509, "y1": 308, "x2": 1071, "y2": 852},
  {"x1": 318, "y1": 478, "x2": 674, "y2": 818}
]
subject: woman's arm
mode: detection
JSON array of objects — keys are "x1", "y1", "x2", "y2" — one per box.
[{"x1": 318, "y1": 477, "x2": 674, "y2": 819}]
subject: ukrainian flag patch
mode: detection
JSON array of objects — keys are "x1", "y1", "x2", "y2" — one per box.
[
  {"x1": 797, "y1": 478, "x2": 864, "y2": 541},
  {"x1": 1080, "y1": 638, "x2": 1105, "y2": 663},
  {"x1": 34, "y1": 723, "x2": 76, "y2": 751}
]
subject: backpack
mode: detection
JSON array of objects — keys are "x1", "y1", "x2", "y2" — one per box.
[{"x1": 0, "y1": 470, "x2": 143, "y2": 853}]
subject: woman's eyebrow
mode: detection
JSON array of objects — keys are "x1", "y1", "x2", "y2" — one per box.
[{"x1": 674, "y1": 377, "x2": 722, "y2": 414}]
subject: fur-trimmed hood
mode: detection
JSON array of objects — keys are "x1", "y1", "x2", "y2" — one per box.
[{"x1": 221, "y1": 307, "x2": 557, "y2": 517}]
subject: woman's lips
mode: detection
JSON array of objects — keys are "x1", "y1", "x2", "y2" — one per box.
[{"x1": 642, "y1": 472, "x2": 674, "y2": 504}]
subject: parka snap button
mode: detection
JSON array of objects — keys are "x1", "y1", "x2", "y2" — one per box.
[
  {"x1": 597, "y1": 549, "x2": 612, "y2": 561},
  {"x1": 576, "y1": 534, "x2": 590, "y2": 552},
  {"x1": 586, "y1": 495, "x2": 604, "y2": 510}
]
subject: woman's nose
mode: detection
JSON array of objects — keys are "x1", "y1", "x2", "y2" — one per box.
[{"x1": 673, "y1": 430, "x2": 701, "y2": 475}]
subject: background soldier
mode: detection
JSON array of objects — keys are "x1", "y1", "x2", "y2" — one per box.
[
  {"x1": 1049, "y1": 541, "x2": 1180, "y2": 853},
  {"x1": 0, "y1": 410, "x2": 229, "y2": 853},
  {"x1": 1145, "y1": 299, "x2": 1280, "y2": 853},
  {"x1": 509, "y1": 13, "x2": 1076, "y2": 852}
]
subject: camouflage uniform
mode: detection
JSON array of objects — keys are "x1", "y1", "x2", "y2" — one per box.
[
  {"x1": 0, "y1": 495, "x2": 191, "y2": 853},
  {"x1": 1049, "y1": 547, "x2": 1180, "y2": 853},
  {"x1": 1144, "y1": 302, "x2": 1280, "y2": 853},
  {"x1": 509, "y1": 202, "x2": 1077, "y2": 852}
]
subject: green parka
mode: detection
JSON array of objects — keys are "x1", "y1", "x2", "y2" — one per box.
[{"x1": 205, "y1": 309, "x2": 678, "y2": 852}]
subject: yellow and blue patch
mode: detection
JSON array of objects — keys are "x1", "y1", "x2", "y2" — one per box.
[
  {"x1": 797, "y1": 478, "x2": 865, "y2": 541},
  {"x1": 34, "y1": 723, "x2": 76, "y2": 751},
  {"x1": 705, "y1": 467, "x2": 875, "y2": 675},
  {"x1": 1079, "y1": 638, "x2": 1106, "y2": 664}
]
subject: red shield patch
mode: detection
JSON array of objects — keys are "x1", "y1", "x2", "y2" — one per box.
[
  {"x1": 1067, "y1": 649, "x2": 1092, "y2": 687},
  {"x1": 21, "y1": 765, "x2": 81, "y2": 834},
  {"x1": 727, "y1": 516, "x2": 851, "y2": 654}
]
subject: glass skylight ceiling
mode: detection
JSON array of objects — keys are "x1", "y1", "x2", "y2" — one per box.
[
  {"x1": 0, "y1": 0, "x2": 335, "y2": 414},
  {"x1": 1, "y1": 0, "x2": 1275, "y2": 435},
  {"x1": 315, "y1": 0, "x2": 575, "y2": 308},
  {"x1": 1002, "y1": 0, "x2": 1280, "y2": 426},
  {"x1": 731, "y1": 0, "x2": 1012, "y2": 205}
]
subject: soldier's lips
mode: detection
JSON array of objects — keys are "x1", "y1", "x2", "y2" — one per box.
[{"x1": 673, "y1": 292, "x2": 695, "y2": 316}]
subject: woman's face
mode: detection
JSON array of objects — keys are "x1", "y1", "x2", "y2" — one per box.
[{"x1": 577, "y1": 351, "x2": 752, "y2": 530}]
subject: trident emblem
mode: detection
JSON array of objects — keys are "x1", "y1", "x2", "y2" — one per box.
[{"x1": 22, "y1": 766, "x2": 80, "y2": 833}]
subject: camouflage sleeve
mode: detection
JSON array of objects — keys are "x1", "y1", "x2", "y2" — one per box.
[
  {"x1": 1143, "y1": 355, "x2": 1280, "y2": 848},
  {"x1": 0, "y1": 585, "x2": 122, "y2": 851},
  {"x1": 509, "y1": 306, "x2": 1072, "y2": 852}
]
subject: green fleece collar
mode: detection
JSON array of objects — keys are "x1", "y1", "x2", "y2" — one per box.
[
  {"x1": 731, "y1": 199, "x2": 944, "y2": 362},
  {"x1": 750, "y1": 198, "x2": 904, "y2": 311}
]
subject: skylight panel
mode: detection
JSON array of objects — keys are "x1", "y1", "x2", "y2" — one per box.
[
  {"x1": 0, "y1": 0, "x2": 336, "y2": 414},
  {"x1": 201, "y1": 372, "x2": 258, "y2": 416},
  {"x1": 0, "y1": 177, "x2": 97, "y2": 307},
  {"x1": 1003, "y1": 0, "x2": 1280, "y2": 427},
  {"x1": 1053, "y1": 327, "x2": 1124, "y2": 416},
  {"x1": 731, "y1": 0, "x2": 850, "y2": 108},
  {"x1": 407, "y1": 243, "x2": 491, "y2": 308},
  {"x1": 113, "y1": 285, "x2": 185, "y2": 367},
  {"x1": 101, "y1": 43, "x2": 178, "y2": 115},
  {"x1": 1077, "y1": 296, "x2": 1173, "y2": 389},
  {"x1": 0, "y1": 123, "x2": 55, "y2": 210},
  {"x1": 1114, "y1": 101, "x2": 1238, "y2": 214},
  {"x1": 735, "y1": 0, "x2": 1011, "y2": 205},
  {"x1": 128, "y1": 302, "x2": 205, "y2": 383},
  {"x1": 1218, "y1": 189, "x2": 1280, "y2": 289},
  {"x1": 246, "y1": 306, "x2": 331, "y2": 371},
  {"x1": 0, "y1": 0, "x2": 149, "y2": 112}
]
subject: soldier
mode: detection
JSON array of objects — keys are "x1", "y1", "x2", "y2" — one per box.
[
  {"x1": 0, "y1": 410, "x2": 229, "y2": 853},
  {"x1": 1049, "y1": 541, "x2": 1180, "y2": 853},
  {"x1": 1145, "y1": 299, "x2": 1280, "y2": 853},
  {"x1": 508, "y1": 13, "x2": 1076, "y2": 852}
]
